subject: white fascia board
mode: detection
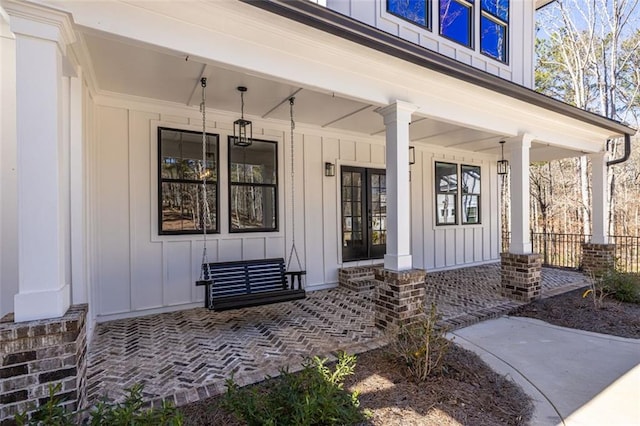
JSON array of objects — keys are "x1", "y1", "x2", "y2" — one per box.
[{"x1": 43, "y1": 0, "x2": 612, "y2": 151}]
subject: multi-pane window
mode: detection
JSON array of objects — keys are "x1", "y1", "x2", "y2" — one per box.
[
  {"x1": 229, "y1": 137, "x2": 278, "y2": 232},
  {"x1": 435, "y1": 162, "x2": 481, "y2": 226},
  {"x1": 387, "y1": 0, "x2": 431, "y2": 29},
  {"x1": 440, "y1": 0, "x2": 473, "y2": 48},
  {"x1": 386, "y1": 0, "x2": 509, "y2": 63},
  {"x1": 435, "y1": 162, "x2": 458, "y2": 225},
  {"x1": 461, "y1": 165, "x2": 481, "y2": 224},
  {"x1": 158, "y1": 127, "x2": 218, "y2": 234},
  {"x1": 480, "y1": 0, "x2": 509, "y2": 62}
]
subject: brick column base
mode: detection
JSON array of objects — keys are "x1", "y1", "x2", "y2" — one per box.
[
  {"x1": 0, "y1": 305, "x2": 88, "y2": 423},
  {"x1": 582, "y1": 243, "x2": 615, "y2": 276},
  {"x1": 374, "y1": 268, "x2": 426, "y2": 334},
  {"x1": 501, "y1": 253, "x2": 542, "y2": 302}
]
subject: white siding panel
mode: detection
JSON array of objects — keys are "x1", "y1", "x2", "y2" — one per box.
[
  {"x1": 129, "y1": 110, "x2": 163, "y2": 311},
  {"x1": 464, "y1": 228, "x2": 474, "y2": 263},
  {"x1": 350, "y1": 0, "x2": 376, "y2": 26},
  {"x1": 97, "y1": 106, "x2": 131, "y2": 315},
  {"x1": 474, "y1": 227, "x2": 484, "y2": 262},
  {"x1": 371, "y1": 144, "x2": 385, "y2": 164},
  {"x1": 304, "y1": 135, "x2": 325, "y2": 285},
  {"x1": 355, "y1": 141, "x2": 371, "y2": 163},
  {"x1": 455, "y1": 228, "x2": 464, "y2": 265},
  {"x1": 266, "y1": 237, "x2": 285, "y2": 259},
  {"x1": 243, "y1": 238, "x2": 266, "y2": 260},
  {"x1": 322, "y1": 138, "x2": 340, "y2": 283},
  {"x1": 339, "y1": 139, "x2": 356, "y2": 161},
  {"x1": 219, "y1": 239, "x2": 242, "y2": 261},
  {"x1": 163, "y1": 241, "x2": 191, "y2": 305},
  {"x1": 434, "y1": 231, "x2": 446, "y2": 268}
]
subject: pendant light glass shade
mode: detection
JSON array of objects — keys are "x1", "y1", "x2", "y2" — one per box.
[
  {"x1": 497, "y1": 140, "x2": 509, "y2": 175},
  {"x1": 233, "y1": 86, "x2": 252, "y2": 147}
]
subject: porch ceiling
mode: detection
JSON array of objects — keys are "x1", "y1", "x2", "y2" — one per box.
[{"x1": 82, "y1": 31, "x2": 580, "y2": 161}]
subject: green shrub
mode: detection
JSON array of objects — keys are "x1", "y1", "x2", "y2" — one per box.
[
  {"x1": 222, "y1": 351, "x2": 368, "y2": 426},
  {"x1": 602, "y1": 271, "x2": 640, "y2": 304},
  {"x1": 15, "y1": 383, "x2": 182, "y2": 426},
  {"x1": 392, "y1": 303, "x2": 450, "y2": 381}
]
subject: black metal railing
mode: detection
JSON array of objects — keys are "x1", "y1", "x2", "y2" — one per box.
[{"x1": 501, "y1": 232, "x2": 640, "y2": 273}]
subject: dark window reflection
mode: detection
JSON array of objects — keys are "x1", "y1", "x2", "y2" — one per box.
[
  {"x1": 387, "y1": 0, "x2": 430, "y2": 28},
  {"x1": 440, "y1": 0, "x2": 473, "y2": 47},
  {"x1": 229, "y1": 137, "x2": 278, "y2": 232},
  {"x1": 159, "y1": 128, "x2": 218, "y2": 234}
]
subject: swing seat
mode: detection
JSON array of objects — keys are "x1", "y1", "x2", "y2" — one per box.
[{"x1": 196, "y1": 258, "x2": 306, "y2": 311}]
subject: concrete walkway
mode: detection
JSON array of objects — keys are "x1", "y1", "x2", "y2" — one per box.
[{"x1": 451, "y1": 317, "x2": 640, "y2": 426}]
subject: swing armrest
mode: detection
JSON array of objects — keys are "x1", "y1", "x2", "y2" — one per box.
[{"x1": 284, "y1": 271, "x2": 306, "y2": 290}]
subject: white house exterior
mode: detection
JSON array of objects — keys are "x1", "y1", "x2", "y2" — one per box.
[{"x1": 1, "y1": 0, "x2": 635, "y2": 330}]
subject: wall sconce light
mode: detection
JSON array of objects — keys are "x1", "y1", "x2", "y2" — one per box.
[
  {"x1": 233, "y1": 86, "x2": 253, "y2": 147},
  {"x1": 497, "y1": 140, "x2": 509, "y2": 175},
  {"x1": 325, "y1": 162, "x2": 336, "y2": 177},
  {"x1": 409, "y1": 146, "x2": 415, "y2": 165}
]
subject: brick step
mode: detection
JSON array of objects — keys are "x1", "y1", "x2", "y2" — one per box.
[{"x1": 341, "y1": 277, "x2": 377, "y2": 292}]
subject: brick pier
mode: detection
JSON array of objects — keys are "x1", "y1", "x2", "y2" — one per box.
[
  {"x1": 0, "y1": 305, "x2": 88, "y2": 423},
  {"x1": 581, "y1": 243, "x2": 616, "y2": 276},
  {"x1": 500, "y1": 253, "x2": 542, "y2": 302},
  {"x1": 374, "y1": 268, "x2": 426, "y2": 334}
]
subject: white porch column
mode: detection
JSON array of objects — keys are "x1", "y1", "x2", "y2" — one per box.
[
  {"x1": 509, "y1": 134, "x2": 533, "y2": 254},
  {"x1": 377, "y1": 101, "x2": 418, "y2": 271},
  {"x1": 8, "y1": 5, "x2": 77, "y2": 321},
  {"x1": 590, "y1": 151, "x2": 609, "y2": 244}
]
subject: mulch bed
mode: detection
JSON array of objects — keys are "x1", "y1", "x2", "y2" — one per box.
[
  {"x1": 178, "y1": 343, "x2": 532, "y2": 425},
  {"x1": 179, "y1": 288, "x2": 639, "y2": 425},
  {"x1": 510, "y1": 287, "x2": 640, "y2": 339}
]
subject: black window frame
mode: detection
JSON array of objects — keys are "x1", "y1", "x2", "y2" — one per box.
[
  {"x1": 435, "y1": 161, "x2": 459, "y2": 226},
  {"x1": 439, "y1": 0, "x2": 474, "y2": 49},
  {"x1": 386, "y1": 0, "x2": 432, "y2": 31},
  {"x1": 480, "y1": 0, "x2": 509, "y2": 63},
  {"x1": 157, "y1": 126, "x2": 220, "y2": 235},
  {"x1": 461, "y1": 164, "x2": 482, "y2": 225},
  {"x1": 228, "y1": 136, "x2": 279, "y2": 233}
]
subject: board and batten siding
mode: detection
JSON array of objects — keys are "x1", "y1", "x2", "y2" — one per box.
[
  {"x1": 325, "y1": 0, "x2": 535, "y2": 88},
  {"x1": 91, "y1": 97, "x2": 500, "y2": 320}
]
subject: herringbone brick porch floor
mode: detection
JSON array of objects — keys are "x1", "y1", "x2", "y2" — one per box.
[{"x1": 86, "y1": 264, "x2": 589, "y2": 408}]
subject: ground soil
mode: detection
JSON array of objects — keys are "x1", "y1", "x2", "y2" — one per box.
[
  {"x1": 179, "y1": 289, "x2": 639, "y2": 425},
  {"x1": 510, "y1": 287, "x2": 640, "y2": 339}
]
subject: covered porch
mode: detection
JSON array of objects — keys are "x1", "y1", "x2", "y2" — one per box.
[{"x1": 87, "y1": 264, "x2": 590, "y2": 407}]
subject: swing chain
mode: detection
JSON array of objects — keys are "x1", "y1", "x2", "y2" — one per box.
[
  {"x1": 200, "y1": 77, "x2": 209, "y2": 279},
  {"x1": 287, "y1": 97, "x2": 303, "y2": 272}
]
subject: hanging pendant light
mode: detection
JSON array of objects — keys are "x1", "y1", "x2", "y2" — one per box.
[
  {"x1": 233, "y1": 86, "x2": 252, "y2": 147},
  {"x1": 497, "y1": 140, "x2": 509, "y2": 175}
]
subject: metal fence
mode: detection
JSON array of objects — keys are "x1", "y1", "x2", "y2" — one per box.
[{"x1": 501, "y1": 232, "x2": 640, "y2": 273}]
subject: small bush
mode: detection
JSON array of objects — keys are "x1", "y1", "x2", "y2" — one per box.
[
  {"x1": 16, "y1": 383, "x2": 182, "y2": 426},
  {"x1": 392, "y1": 303, "x2": 450, "y2": 381},
  {"x1": 222, "y1": 351, "x2": 368, "y2": 426},
  {"x1": 602, "y1": 271, "x2": 640, "y2": 304}
]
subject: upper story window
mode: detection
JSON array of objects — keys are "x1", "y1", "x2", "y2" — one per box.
[
  {"x1": 480, "y1": 0, "x2": 509, "y2": 62},
  {"x1": 229, "y1": 137, "x2": 278, "y2": 232},
  {"x1": 387, "y1": 0, "x2": 431, "y2": 29},
  {"x1": 158, "y1": 127, "x2": 218, "y2": 235},
  {"x1": 385, "y1": 0, "x2": 509, "y2": 64},
  {"x1": 440, "y1": 0, "x2": 473, "y2": 48}
]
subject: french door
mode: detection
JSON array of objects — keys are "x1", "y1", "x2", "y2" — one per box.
[{"x1": 341, "y1": 166, "x2": 386, "y2": 262}]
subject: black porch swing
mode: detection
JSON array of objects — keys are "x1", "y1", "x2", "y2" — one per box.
[{"x1": 195, "y1": 79, "x2": 306, "y2": 311}]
